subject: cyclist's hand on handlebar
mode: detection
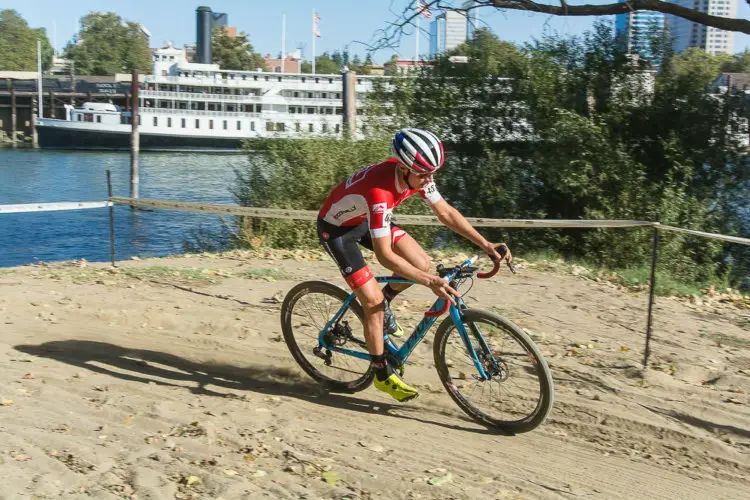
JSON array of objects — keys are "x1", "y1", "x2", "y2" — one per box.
[
  {"x1": 427, "y1": 275, "x2": 459, "y2": 305},
  {"x1": 484, "y1": 242, "x2": 512, "y2": 263}
]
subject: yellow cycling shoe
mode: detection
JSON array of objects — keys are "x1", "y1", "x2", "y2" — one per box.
[
  {"x1": 373, "y1": 373, "x2": 419, "y2": 402},
  {"x1": 383, "y1": 300, "x2": 404, "y2": 338}
]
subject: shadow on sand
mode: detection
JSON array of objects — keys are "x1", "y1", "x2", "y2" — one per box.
[{"x1": 15, "y1": 339, "x2": 511, "y2": 436}]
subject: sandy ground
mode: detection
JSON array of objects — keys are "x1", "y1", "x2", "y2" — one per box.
[{"x1": 0, "y1": 249, "x2": 748, "y2": 499}]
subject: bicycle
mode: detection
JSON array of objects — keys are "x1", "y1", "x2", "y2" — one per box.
[{"x1": 280, "y1": 246, "x2": 554, "y2": 433}]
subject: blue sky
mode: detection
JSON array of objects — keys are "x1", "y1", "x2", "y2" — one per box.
[{"x1": 7, "y1": 1, "x2": 750, "y2": 63}]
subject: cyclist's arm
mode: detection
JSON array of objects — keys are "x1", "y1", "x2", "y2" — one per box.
[
  {"x1": 429, "y1": 199, "x2": 509, "y2": 260},
  {"x1": 430, "y1": 199, "x2": 489, "y2": 247}
]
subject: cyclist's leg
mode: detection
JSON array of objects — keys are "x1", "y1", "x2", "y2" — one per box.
[
  {"x1": 357, "y1": 226, "x2": 421, "y2": 337},
  {"x1": 388, "y1": 227, "x2": 431, "y2": 295},
  {"x1": 318, "y1": 218, "x2": 418, "y2": 402},
  {"x1": 318, "y1": 218, "x2": 385, "y2": 355}
]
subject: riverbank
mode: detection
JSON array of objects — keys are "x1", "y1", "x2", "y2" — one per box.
[{"x1": 0, "y1": 249, "x2": 747, "y2": 498}]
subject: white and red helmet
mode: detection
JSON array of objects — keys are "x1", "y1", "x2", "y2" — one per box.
[{"x1": 391, "y1": 128, "x2": 445, "y2": 174}]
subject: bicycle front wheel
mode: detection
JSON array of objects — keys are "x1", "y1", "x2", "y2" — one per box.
[
  {"x1": 433, "y1": 309, "x2": 554, "y2": 433},
  {"x1": 281, "y1": 281, "x2": 374, "y2": 393}
]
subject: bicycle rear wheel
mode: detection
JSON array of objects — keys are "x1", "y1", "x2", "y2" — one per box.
[
  {"x1": 281, "y1": 281, "x2": 373, "y2": 393},
  {"x1": 433, "y1": 309, "x2": 554, "y2": 433}
]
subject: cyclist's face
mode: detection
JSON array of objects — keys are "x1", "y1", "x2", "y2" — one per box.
[
  {"x1": 397, "y1": 162, "x2": 434, "y2": 189},
  {"x1": 408, "y1": 170, "x2": 433, "y2": 188}
]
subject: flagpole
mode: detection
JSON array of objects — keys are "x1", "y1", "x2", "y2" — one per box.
[
  {"x1": 416, "y1": 14, "x2": 420, "y2": 61},
  {"x1": 312, "y1": 8, "x2": 316, "y2": 74},
  {"x1": 281, "y1": 13, "x2": 286, "y2": 73}
]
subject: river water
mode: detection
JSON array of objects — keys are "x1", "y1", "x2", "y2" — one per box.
[{"x1": 0, "y1": 149, "x2": 247, "y2": 268}]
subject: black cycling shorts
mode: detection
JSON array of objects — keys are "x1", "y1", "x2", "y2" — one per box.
[{"x1": 317, "y1": 217, "x2": 407, "y2": 289}]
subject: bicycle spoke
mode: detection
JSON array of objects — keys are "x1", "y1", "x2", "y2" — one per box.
[
  {"x1": 440, "y1": 317, "x2": 546, "y2": 426},
  {"x1": 287, "y1": 289, "x2": 370, "y2": 386}
]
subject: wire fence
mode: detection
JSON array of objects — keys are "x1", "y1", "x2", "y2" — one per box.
[{"x1": 1, "y1": 195, "x2": 748, "y2": 369}]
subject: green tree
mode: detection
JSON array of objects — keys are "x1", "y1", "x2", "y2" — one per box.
[
  {"x1": 384, "y1": 54, "x2": 399, "y2": 76},
  {"x1": 312, "y1": 52, "x2": 341, "y2": 74},
  {"x1": 366, "y1": 20, "x2": 748, "y2": 286},
  {"x1": 666, "y1": 48, "x2": 733, "y2": 95},
  {"x1": 449, "y1": 28, "x2": 525, "y2": 77},
  {"x1": 64, "y1": 12, "x2": 150, "y2": 75},
  {"x1": 359, "y1": 53, "x2": 374, "y2": 75},
  {"x1": 330, "y1": 51, "x2": 344, "y2": 68},
  {"x1": 721, "y1": 49, "x2": 750, "y2": 73},
  {"x1": 0, "y1": 10, "x2": 53, "y2": 71},
  {"x1": 211, "y1": 27, "x2": 266, "y2": 71}
]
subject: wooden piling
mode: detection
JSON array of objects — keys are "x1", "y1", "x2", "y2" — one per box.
[
  {"x1": 31, "y1": 98, "x2": 39, "y2": 149},
  {"x1": 342, "y1": 71, "x2": 356, "y2": 138},
  {"x1": 10, "y1": 82, "x2": 16, "y2": 148},
  {"x1": 130, "y1": 69, "x2": 140, "y2": 202}
]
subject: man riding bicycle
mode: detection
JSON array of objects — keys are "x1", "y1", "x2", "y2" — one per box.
[{"x1": 317, "y1": 128, "x2": 512, "y2": 402}]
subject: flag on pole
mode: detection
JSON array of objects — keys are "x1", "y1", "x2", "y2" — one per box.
[
  {"x1": 313, "y1": 11, "x2": 321, "y2": 38},
  {"x1": 417, "y1": 0, "x2": 432, "y2": 20}
]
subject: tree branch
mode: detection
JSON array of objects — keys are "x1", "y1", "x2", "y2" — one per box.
[{"x1": 490, "y1": 0, "x2": 750, "y2": 34}]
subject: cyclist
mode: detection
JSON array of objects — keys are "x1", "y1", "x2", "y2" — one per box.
[{"x1": 317, "y1": 128, "x2": 512, "y2": 402}]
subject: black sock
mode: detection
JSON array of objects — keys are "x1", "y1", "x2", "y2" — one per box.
[
  {"x1": 371, "y1": 353, "x2": 391, "y2": 381},
  {"x1": 382, "y1": 284, "x2": 401, "y2": 303}
]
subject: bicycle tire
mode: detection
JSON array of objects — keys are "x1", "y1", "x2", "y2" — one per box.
[
  {"x1": 433, "y1": 309, "x2": 554, "y2": 433},
  {"x1": 281, "y1": 281, "x2": 374, "y2": 393}
]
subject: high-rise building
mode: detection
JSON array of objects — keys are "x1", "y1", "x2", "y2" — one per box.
[
  {"x1": 463, "y1": 1, "x2": 480, "y2": 40},
  {"x1": 668, "y1": 0, "x2": 737, "y2": 55},
  {"x1": 429, "y1": 9, "x2": 476, "y2": 57},
  {"x1": 614, "y1": 3, "x2": 665, "y2": 65},
  {"x1": 211, "y1": 12, "x2": 228, "y2": 28}
]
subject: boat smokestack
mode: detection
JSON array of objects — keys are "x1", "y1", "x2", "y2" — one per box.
[{"x1": 196, "y1": 6, "x2": 212, "y2": 64}]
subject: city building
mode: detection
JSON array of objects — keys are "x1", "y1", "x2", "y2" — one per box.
[
  {"x1": 264, "y1": 50, "x2": 303, "y2": 73},
  {"x1": 383, "y1": 58, "x2": 433, "y2": 75},
  {"x1": 184, "y1": 44, "x2": 197, "y2": 62},
  {"x1": 429, "y1": 9, "x2": 475, "y2": 57},
  {"x1": 137, "y1": 24, "x2": 151, "y2": 45},
  {"x1": 614, "y1": 2, "x2": 665, "y2": 66},
  {"x1": 209, "y1": 11, "x2": 236, "y2": 38},
  {"x1": 668, "y1": 0, "x2": 737, "y2": 55},
  {"x1": 49, "y1": 55, "x2": 73, "y2": 75},
  {"x1": 711, "y1": 72, "x2": 750, "y2": 92}
]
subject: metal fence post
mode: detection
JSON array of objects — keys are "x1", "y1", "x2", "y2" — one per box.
[{"x1": 642, "y1": 225, "x2": 660, "y2": 368}]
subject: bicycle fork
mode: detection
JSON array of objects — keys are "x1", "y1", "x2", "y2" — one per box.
[{"x1": 450, "y1": 304, "x2": 491, "y2": 381}]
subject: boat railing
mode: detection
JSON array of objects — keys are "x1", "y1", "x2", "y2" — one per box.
[
  {"x1": 140, "y1": 90, "x2": 355, "y2": 107},
  {"x1": 140, "y1": 90, "x2": 262, "y2": 102},
  {"x1": 139, "y1": 107, "x2": 262, "y2": 118}
]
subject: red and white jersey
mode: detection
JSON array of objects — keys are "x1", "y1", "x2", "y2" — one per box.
[{"x1": 319, "y1": 159, "x2": 443, "y2": 238}]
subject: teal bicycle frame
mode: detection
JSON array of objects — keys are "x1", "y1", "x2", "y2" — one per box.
[{"x1": 316, "y1": 263, "x2": 492, "y2": 380}]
